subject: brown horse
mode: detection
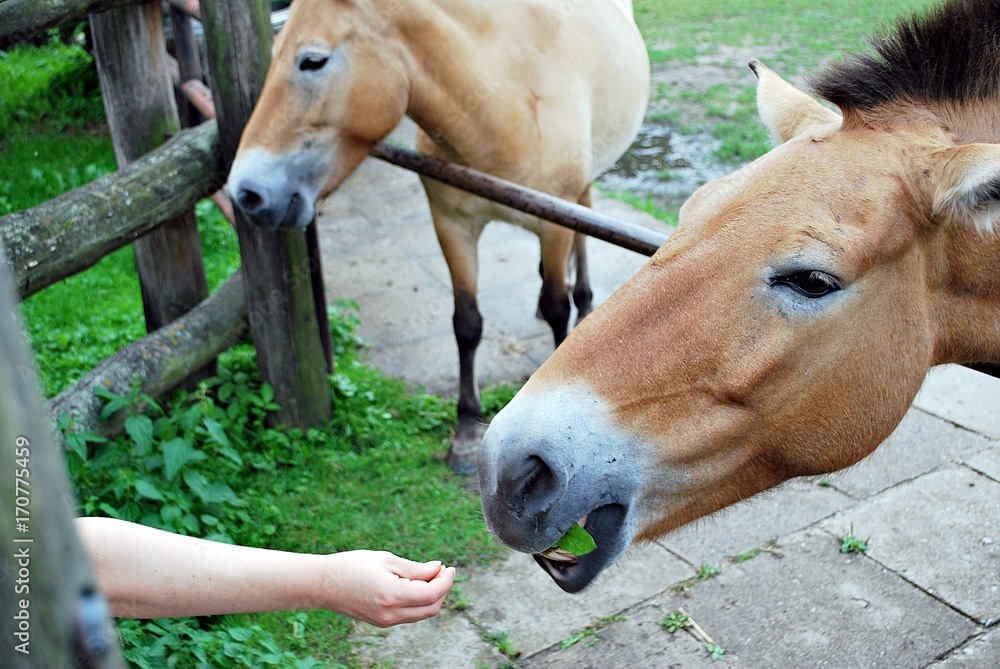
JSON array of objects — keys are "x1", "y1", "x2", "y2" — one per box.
[
  {"x1": 479, "y1": 0, "x2": 1000, "y2": 592},
  {"x1": 228, "y1": 0, "x2": 650, "y2": 473}
]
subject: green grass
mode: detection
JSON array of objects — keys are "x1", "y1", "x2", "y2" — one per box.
[
  {"x1": 623, "y1": 0, "x2": 942, "y2": 212},
  {"x1": 635, "y1": 0, "x2": 941, "y2": 74},
  {"x1": 839, "y1": 525, "x2": 870, "y2": 554},
  {"x1": 0, "y1": 34, "x2": 104, "y2": 140}
]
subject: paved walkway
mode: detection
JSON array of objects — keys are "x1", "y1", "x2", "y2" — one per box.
[{"x1": 317, "y1": 122, "x2": 1000, "y2": 669}]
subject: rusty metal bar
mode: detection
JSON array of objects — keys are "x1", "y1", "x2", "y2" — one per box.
[
  {"x1": 965, "y1": 362, "x2": 1000, "y2": 379},
  {"x1": 369, "y1": 142, "x2": 670, "y2": 257}
]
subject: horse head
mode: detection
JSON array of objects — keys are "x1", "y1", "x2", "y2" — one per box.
[
  {"x1": 479, "y1": 10, "x2": 1000, "y2": 591},
  {"x1": 229, "y1": 0, "x2": 409, "y2": 229}
]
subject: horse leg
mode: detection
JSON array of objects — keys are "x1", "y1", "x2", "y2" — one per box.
[
  {"x1": 431, "y1": 204, "x2": 485, "y2": 475},
  {"x1": 538, "y1": 227, "x2": 575, "y2": 346},
  {"x1": 573, "y1": 186, "x2": 594, "y2": 322}
]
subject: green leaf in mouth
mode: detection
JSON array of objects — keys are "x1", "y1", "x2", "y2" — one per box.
[{"x1": 554, "y1": 524, "x2": 597, "y2": 556}]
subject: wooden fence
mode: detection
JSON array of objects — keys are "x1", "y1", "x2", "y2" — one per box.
[{"x1": 1, "y1": 0, "x2": 332, "y2": 441}]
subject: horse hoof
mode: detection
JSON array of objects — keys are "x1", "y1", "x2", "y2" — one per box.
[
  {"x1": 446, "y1": 453, "x2": 478, "y2": 476},
  {"x1": 448, "y1": 420, "x2": 488, "y2": 475}
]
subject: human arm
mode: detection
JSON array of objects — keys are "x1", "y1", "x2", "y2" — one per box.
[{"x1": 76, "y1": 516, "x2": 456, "y2": 626}]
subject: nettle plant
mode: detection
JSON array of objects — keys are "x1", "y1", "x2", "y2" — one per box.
[{"x1": 64, "y1": 359, "x2": 289, "y2": 545}]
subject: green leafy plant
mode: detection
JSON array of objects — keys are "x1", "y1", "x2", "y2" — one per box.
[
  {"x1": 839, "y1": 524, "x2": 870, "y2": 554},
  {"x1": 696, "y1": 563, "x2": 722, "y2": 580},
  {"x1": 117, "y1": 614, "x2": 327, "y2": 669},
  {"x1": 558, "y1": 615, "x2": 627, "y2": 649},
  {"x1": 67, "y1": 374, "x2": 279, "y2": 544},
  {"x1": 480, "y1": 630, "x2": 519, "y2": 659},
  {"x1": 554, "y1": 524, "x2": 598, "y2": 557},
  {"x1": 659, "y1": 610, "x2": 690, "y2": 633},
  {"x1": 706, "y1": 643, "x2": 726, "y2": 660}
]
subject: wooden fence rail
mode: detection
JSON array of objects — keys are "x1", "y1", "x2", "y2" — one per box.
[
  {"x1": 51, "y1": 270, "x2": 248, "y2": 439},
  {"x1": 0, "y1": 0, "x2": 136, "y2": 49}
]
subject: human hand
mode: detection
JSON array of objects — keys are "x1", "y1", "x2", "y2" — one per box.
[{"x1": 319, "y1": 550, "x2": 457, "y2": 627}]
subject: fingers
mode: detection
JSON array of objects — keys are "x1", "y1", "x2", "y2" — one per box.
[
  {"x1": 387, "y1": 554, "x2": 446, "y2": 582},
  {"x1": 398, "y1": 565, "x2": 456, "y2": 604},
  {"x1": 373, "y1": 568, "x2": 457, "y2": 627}
]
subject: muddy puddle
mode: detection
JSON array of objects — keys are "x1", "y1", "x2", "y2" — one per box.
[{"x1": 597, "y1": 121, "x2": 732, "y2": 213}]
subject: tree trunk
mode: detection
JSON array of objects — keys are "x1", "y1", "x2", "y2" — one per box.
[
  {"x1": 201, "y1": 0, "x2": 332, "y2": 429},
  {"x1": 0, "y1": 121, "x2": 224, "y2": 300},
  {"x1": 50, "y1": 271, "x2": 248, "y2": 440},
  {"x1": 0, "y1": 247, "x2": 124, "y2": 669}
]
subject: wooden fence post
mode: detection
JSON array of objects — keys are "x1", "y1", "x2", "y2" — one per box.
[
  {"x1": 168, "y1": 5, "x2": 206, "y2": 128},
  {"x1": 89, "y1": 2, "x2": 210, "y2": 339},
  {"x1": 200, "y1": 0, "x2": 332, "y2": 428},
  {"x1": 0, "y1": 249, "x2": 124, "y2": 669}
]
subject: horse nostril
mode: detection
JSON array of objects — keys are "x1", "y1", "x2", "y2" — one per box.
[
  {"x1": 506, "y1": 454, "x2": 560, "y2": 519},
  {"x1": 235, "y1": 185, "x2": 266, "y2": 214}
]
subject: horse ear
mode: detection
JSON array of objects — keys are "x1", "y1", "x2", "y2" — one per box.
[
  {"x1": 931, "y1": 143, "x2": 1000, "y2": 234},
  {"x1": 750, "y1": 59, "x2": 841, "y2": 144}
]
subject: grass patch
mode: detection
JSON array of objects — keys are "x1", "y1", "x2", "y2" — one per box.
[
  {"x1": 839, "y1": 524, "x2": 870, "y2": 554},
  {"x1": 0, "y1": 34, "x2": 104, "y2": 140},
  {"x1": 597, "y1": 187, "x2": 679, "y2": 227},
  {"x1": 636, "y1": 0, "x2": 940, "y2": 74},
  {"x1": 624, "y1": 0, "x2": 941, "y2": 213}
]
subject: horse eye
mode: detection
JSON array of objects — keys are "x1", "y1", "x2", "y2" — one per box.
[
  {"x1": 299, "y1": 54, "x2": 329, "y2": 72},
  {"x1": 771, "y1": 270, "x2": 842, "y2": 298}
]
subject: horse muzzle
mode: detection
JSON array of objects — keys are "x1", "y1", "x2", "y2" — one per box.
[
  {"x1": 228, "y1": 147, "x2": 324, "y2": 230},
  {"x1": 478, "y1": 383, "x2": 649, "y2": 592}
]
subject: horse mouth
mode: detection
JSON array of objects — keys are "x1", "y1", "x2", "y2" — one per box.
[{"x1": 532, "y1": 504, "x2": 628, "y2": 593}]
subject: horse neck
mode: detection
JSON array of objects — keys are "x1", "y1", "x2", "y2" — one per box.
[
  {"x1": 380, "y1": 0, "x2": 519, "y2": 164},
  {"x1": 931, "y1": 221, "x2": 1000, "y2": 365}
]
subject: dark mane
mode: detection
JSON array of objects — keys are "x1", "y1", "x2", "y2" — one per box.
[{"x1": 811, "y1": 0, "x2": 1000, "y2": 111}]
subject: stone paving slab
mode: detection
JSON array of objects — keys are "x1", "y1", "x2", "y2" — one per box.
[
  {"x1": 829, "y1": 407, "x2": 995, "y2": 499},
  {"x1": 929, "y1": 630, "x2": 999, "y2": 668},
  {"x1": 820, "y1": 466, "x2": 1000, "y2": 625},
  {"x1": 521, "y1": 600, "x2": 735, "y2": 669},
  {"x1": 913, "y1": 365, "x2": 1000, "y2": 439},
  {"x1": 665, "y1": 528, "x2": 979, "y2": 669},
  {"x1": 457, "y1": 543, "x2": 691, "y2": 658},
  {"x1": 657, "y1": 478, "x2": 853, "y2": 567},
  {"x1": 355, "y1": 606, "x2": 509, "y2": 669},
  {"x1": 964, "y1": 446, "x2": 1000, "y2": 483}
]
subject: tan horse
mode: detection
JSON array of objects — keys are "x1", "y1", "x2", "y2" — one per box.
[
  {"x1": 479, "y1": 0, "x2": 1000, "y2": 592},
  {"x1": 228, "y1": 0, "x2": 650, "y2": 473}
]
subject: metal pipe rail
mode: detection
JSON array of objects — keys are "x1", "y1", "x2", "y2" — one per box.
[{"x1": 369, "y1": 142, "x2": 671, "y2": 257}]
